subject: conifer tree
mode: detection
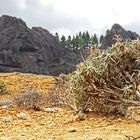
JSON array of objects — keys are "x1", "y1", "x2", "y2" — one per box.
[
  {"x1": 99, "y1": 35, "x2": 104, "y2": 44},
  {"x1": 91, "y1": 33, "x2": 98, "y2": 45},
  {"x1": 55, "y1": 32, "x2": 59, "y2": 41},
  {"x1": 61, "y1": 35, "x2": 66, "y2": 46},
  {"x1": 67, "y1": 35, "x2": 72, "y2": 47}
]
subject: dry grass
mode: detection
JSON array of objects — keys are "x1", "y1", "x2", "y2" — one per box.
[
  {"x1": 47, "y1": 75, "x2": 75, "y2": 110},
  {"x1": 0, "y1": 80, "x2": 7, "y2": 95},
  {"x1": 14, "y1": 86, "x2": 42, "y2": 110}
]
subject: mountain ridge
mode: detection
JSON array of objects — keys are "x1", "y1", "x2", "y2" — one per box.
[{"x1": 100, "y1": 23, "x2": 140, "y2": 49}]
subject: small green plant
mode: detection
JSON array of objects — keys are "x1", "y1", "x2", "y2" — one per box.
[
  {"x1": 0, "y1": 80, "x2": 7, "y2": 95},
  {"x1": 14, "y1": 87, "x2": 42, "y2": 110}
]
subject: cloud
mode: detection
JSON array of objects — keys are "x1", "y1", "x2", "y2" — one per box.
[
  {"x1": 0, "y1": 0, "x2": 140, "y2": 36},
  {"x1": 0, "y1": 0, "x2": 19, "y2": 14}
]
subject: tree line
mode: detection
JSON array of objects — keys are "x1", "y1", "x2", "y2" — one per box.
[{"x1": 55, "y1": 31, "x2": 104, "y2": 50}]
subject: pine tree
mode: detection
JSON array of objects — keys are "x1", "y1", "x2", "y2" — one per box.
[
  {"x1": 61, "y1": 35, "x2": 66, "y2": 46},
  {"x1": 85, "y1": 31, "x2": 90, "y2": 41},
  {"x1": 55, "y1": 32, "x2": 59, "y2": 41},
  {"x1": 81, "y1": 31, "x2": 90, "y2": 47},
  {"x1": 75, "y1": 35, "x2": 80, "y2": 49},
  {"x1": 72, "y1": 36, "x2": 77, "y2": 49},
  {"x1": 79, "y1": 36, "x2": 84, "y2": 49},
  {"x1": 91, "y1": 34, "x2": 98, "y2": 45},
  {"x1": 79, "y1": 31, "x2": 82, "y2": 37},
  {"x1": 99, "y1": 35, "x2": 104, "y2": 44},
  {"x1": 67, "y1": 35, "x2": 72, "y2": 47}
]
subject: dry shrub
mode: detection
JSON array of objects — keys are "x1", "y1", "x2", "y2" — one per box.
[
  {"x1": 47, "y1": 74, "x2": 75, "y2": 110},
  {"x1": 0, "y1": 80, "x2": 7, "y2": 95},
  {"x1": 68, "y1": 40, "x2": 140, "y2": 115},
  {"x1": 14, "y1": 87, "x2": 42, "y2": 110}
]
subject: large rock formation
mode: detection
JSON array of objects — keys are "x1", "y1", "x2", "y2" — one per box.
[
  {"x1": 0, "y1": 15, "x2": 79, "y2": 75},
  {"x1": 100, "y1": 24, "x2": 140, "y2": 49}
]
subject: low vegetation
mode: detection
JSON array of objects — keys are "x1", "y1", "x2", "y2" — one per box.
[
  {"x1": 0, "y1": 80, "x2": 7, "y2": 95},
  {"x1": 14, "y1": 87, "x2": 42, "y2": 110},
  {"x1": 47, "y1": 75, "x2": 74, "y2": 109}
]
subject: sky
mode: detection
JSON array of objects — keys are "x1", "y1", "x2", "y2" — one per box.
[{"x1": 0, "y1": 0, "x2": 140, "y2": 37}]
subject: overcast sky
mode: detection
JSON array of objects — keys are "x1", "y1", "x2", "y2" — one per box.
[{"x1": 0, "y1": 0, "x2": 140, "y2": 36}]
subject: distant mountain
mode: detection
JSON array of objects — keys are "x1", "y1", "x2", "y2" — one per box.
[
  {"x1": 100, "y1": 24, "x2": 140, "y2": 49},
  {"x1": 0, "y1": 15, "x2": 79, "y2": 75}
]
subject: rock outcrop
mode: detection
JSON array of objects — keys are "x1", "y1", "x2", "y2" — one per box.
[
  {"x1": 0, "y1": 15, "x2": 79, "y2": 75},
  {"x1": 100, "y1": 24, "x2": 140, "y2": 49}
]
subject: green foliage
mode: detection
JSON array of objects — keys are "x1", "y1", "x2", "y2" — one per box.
[
  {"x1": 55, "y1": 32, "x2": 59, "y2": 41},
  {"x1": 61, "y1": 35, "x2": 66, "y2": 46},
  {"x1": 68, "y1": 40, "x2": 140, "y2": 115},
  {"x1": 0, "y1": 80, "x2": 6, "y2": 95},
  {"x1": 59, "y1": 31, "x2": 100, "y2": 51},
  {"x1": 66, "y1": 35, "x2": 72, "y2": 46},
  {"x1": 91, "y1": 34, "x2": 98, "y2": 45},
  {"x1": 99, "y1": 35, "x2": 104, "y2": 44}
]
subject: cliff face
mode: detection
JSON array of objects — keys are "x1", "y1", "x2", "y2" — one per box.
[
  {"x1": 101, "y1": 24, "x2": 140, "y2": 49},
  {"x1": 0, "y1": 15, "x2": 78, "y2": 75}
]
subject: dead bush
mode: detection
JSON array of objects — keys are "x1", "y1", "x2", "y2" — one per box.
[
  {"x1": 14, "y1": 87, "x2": 42, "y2": 110},
  {"x1": 47, "y1": 75, "x2": 75, "y2": 110},
  {"x1": 68, "y1": 40, "x2": 140, "y2": 115}
]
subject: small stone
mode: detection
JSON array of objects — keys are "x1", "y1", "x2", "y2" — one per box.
[
  {"x1": 24, "y1": 123, "x2": 31, "y2": 127},
  {"x1": 85, "y1": 126, "x2": 91, "y2": 129},
  {"x1": 40, "y1": 122, "x2": 45, "y2": 125},
  {"x1": 1, "y1": 105, "x2": 11, "y2": 109},
  {"x1": 0, "y1": 100, "x2": 12, "y2": 107},
  {"x1": 17, "y1": 112, "x2": 27, "y2": 120},
  {"x1": 74, "y1": 112, "x2": 87, "y2": 121},
  {"x1": 117, "y1": 118, "x2": 122, "y2": 122},
  {"x1": 89, "y1": 118, "x2": 96, "y2": 121},
  {"x1": 2, "y1": 116, "x2": 12, "y2": 123},
  {"x1": 44, "y1": 107, "x2": 61, "y2": 113},
  {"x1": 68, "y1": 127, "x2": 77, "y2": 132},
  {"x1": 21, "y1": 133, "x2": 25, "y2": 136}
]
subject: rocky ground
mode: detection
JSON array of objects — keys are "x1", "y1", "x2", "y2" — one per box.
[{"x1": 0, "y1": 73, "x2": 140, "y2": 140}]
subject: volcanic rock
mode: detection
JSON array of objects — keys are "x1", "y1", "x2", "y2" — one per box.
[
  {"x1": 0, "y1": 15, "x2": 78, "y2": 75},
  {"x1": 100, "y1": 24, "x2": 140, "y2": 49}
]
